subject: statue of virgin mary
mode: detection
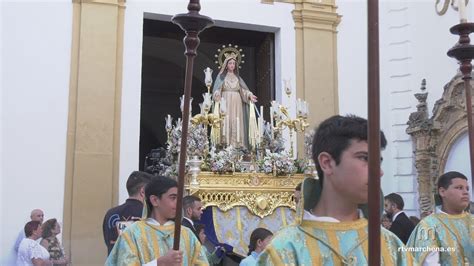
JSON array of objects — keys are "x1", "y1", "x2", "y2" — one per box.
[{"x1": 212, "y1": 56, "x2": 258, "y2": 148}]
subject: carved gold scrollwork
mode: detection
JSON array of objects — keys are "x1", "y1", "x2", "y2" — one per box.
[{"x1": 185, "y1": 172, "x2": 305, "y2": 218}]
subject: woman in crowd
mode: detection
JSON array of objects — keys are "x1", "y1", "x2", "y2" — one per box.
[
  {"x1": 240, "y1": 228, "x2": 273, "y2": 266},
  {"x1": 17, "y1": 221, "x2": 52, "y2": 266},
  {"x1": 40, "y1": 219, "x2": 69, "y2": 265}
]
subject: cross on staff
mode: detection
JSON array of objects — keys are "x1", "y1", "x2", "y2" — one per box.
[{"x1": 171, "y1": 0, "x2": 213, "y2": 252}]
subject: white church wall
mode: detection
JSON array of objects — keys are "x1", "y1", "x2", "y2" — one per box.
[
  {"x1": 119, "y1": 0, "x2": 296, "y2": 202},
  {"x1": 1, "y1": 1, "x2": 72, "y2": 264},
  {"x1": 0, "y1": 0, "x2": 4, "y2": 260},
  {"x1": 337, "y1": 0, "x2": 463, "y2": 217}
]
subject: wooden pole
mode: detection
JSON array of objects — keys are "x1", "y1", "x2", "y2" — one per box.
[
  {"x1": 171, "y1": 0, "x2": 213, "y2": 250},
  {"x1": 463, "y1": 76, "x2": 474, "y2": 188},
  {"x1": 367, "y1": 0, "x2": 381, "y2": 265},
  {"x1": 447, "y1": 22, "x2": 474, "y2": 194}
]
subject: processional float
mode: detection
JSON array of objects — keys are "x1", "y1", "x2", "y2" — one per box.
[
  {"x1": 168, "y1": 0, "x2": 310, "y2": 257},
  {"x1": 168, "y1": 0, "x2": 474, "y2": 265}
]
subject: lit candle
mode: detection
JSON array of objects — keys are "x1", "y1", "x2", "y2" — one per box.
[
  {"x1": 165, "y1": 114, "x2": 172, "y2": 129},
  {"x1": 236, "y1": 117, "x2": 240, "y2": 144},
  {"x1": 459, "y1": 0, "x2": 467, "y2": 23},
  {"x1": 260, "y1": 105, "x2": 264, "y2": 118}
]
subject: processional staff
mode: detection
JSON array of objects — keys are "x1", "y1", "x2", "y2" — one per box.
[
  {"x1": 447, "y1": 0, "x2": 474, "y2": 201},
  {"x1": 367, "y1": 0, "x2": 381, "y2": 265},
  {"x1": 171, "y1": 0, "x2": 214, "y2": 251}
]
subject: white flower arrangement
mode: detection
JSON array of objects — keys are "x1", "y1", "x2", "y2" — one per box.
[
  {"x1": 208, "y1": 146, "x2": 237, "y2": 173},
  {"x1": 158, "y1": 121, "x2": 209, "y2": 177},
  {"x1": 187, "y1": 124, "x2": 209, "y2": 158},
  {"x1": 167, "y1": 123, "x2": 209, "y2": 159},
  {"x1": 258, "y1": 149, "x2": 296, "y2": 176}
]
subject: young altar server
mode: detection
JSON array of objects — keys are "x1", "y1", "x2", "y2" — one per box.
[
  {"x1": 257, "y1": 115, "x2": 413, "y2": 265},
  {"x1": 407, "y1": 171, "x2": 473, "y2": 265},
  {"x1": 106, "y1": 176, "x2": 209, "y2": 266}
]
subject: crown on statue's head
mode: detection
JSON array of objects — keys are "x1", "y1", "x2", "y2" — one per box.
[
  {"x1": 214, "y1": 44, "x2": 245, "y2": 69},
  {"x1": 224, "y1": 52, "x2": 237, "y2": 60}
]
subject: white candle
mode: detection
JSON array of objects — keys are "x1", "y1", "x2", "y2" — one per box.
[
  {"x1": 270, "y1": 107, "x2": 274, "y2": 127},
  {"x1": 236, "y1": 117, "x2": 240, "y2": 144},
  {"x1": 225, "y1": 117, "x2": 232, "y2": 145},
  {"x1": 459, "y1": 0, "x2": 467, "y2": 23},
  {"x1": 204, "y1": 67, "x2": 213, "y2": 87},
  {"x1": 222, "y1": 118, "x2": 226, "y2": 139},
  {"x1": 166, "y1": 114, "x2": 172, "y2": 129},
  {"x1": 260, "y1": 106, "x2": 264, "y2": 118}
]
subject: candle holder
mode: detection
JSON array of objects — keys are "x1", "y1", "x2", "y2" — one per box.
[
  {"x1": 275, "y1": 105, "x2": 309, "y2": 158},
  {"x1": 447, "y1": 22, "x2": 474, "y2": 195},
  {"x1": 191, "y1": 92, "x2": 221, "y2": 126}
]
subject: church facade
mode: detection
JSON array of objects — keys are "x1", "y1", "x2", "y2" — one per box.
[{"x1": 1, "y1": 0, "x2": 471, "y2": 265}]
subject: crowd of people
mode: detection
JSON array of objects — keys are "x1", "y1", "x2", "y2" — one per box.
[
  {"x1": 99, "y1": 115, "x2": 472, "y2": 265},
  {"x1": 14, "y1": 114, "x2": 472, "y2": 265},
  {"x1": 14, "y1": 209, "x2": 69, "y2": 266}
]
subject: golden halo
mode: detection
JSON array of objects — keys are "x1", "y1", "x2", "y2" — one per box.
[{"x1": 214, "y1": 44, "x2": 245, "y2": 69}]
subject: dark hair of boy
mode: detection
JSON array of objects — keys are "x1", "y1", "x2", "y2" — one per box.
[
  {"x1": 144, "y1": 176, "x2": 178, "y2": 217},
  {"x1": 311, "y1": 115, "x2": 387, "y2": 187}
]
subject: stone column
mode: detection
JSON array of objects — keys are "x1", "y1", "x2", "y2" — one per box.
[
  {"x1": 292, "y1": 0, "x2": 341, "y2": 157},
  {"x1": 63, "y1": 0, "x2": 125, "y2": 264},
  {"x1": 407, "y1": 80, "x2": 435, "y2": 218}
]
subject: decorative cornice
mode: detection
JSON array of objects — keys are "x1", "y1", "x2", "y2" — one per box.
[
  {"x1": 72, "y1": 0, "x2": 125, "y2": 7},
  {"x1": 261, "y1": 0, "x2": 295, "y2": 4},
  {"x1": 292, "y1": 7, "x2": 341, "y2": 31},
  {"x1": 185, "y1": 172, "x2": 304, "y2": 218}
]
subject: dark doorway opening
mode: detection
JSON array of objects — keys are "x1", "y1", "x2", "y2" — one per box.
[{"x1": 139, "y1": 18, "x2": 275, "y2": 169}]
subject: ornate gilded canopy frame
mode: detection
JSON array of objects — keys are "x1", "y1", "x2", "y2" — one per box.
[
  {"x1": 185, "y1": 172, "x2": 304, "y2": 218},
  {"x1": 407, "y1": 76, "x2": 470, "y2": 217}
]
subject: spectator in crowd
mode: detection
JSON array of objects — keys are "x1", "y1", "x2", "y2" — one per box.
[
  {"x1": 409, "y1": 216, "x2": 420, "y2": 226},
  {"x1": 240, "y1": 228, "x2": 273, "y2": 266},
  {"x1": 102, "y1": 171, "x2": 153, "y2": 254},
  {"x1": 17, "y1": 221, "x2": 51, "y2": 266},
  {"x1": 40, "y1": 219, "x2": 69, "y2": 265},
  {"x1": 294, "y1": 182, "x2": 302, "y2": 205},
  {"x1": 182, "y1": 195, "x2": 203, "y2": 239},
  {"x1": 384, "y1": 193, "x2": 415, "y2": 244},
  {"x1": 14, "y1": 209, "x2": 45, "y2": 255},
  {"x1": 408, "y1": 171, "x2": 472, "y2": 265},
  {"x1": 195, "y1": 224, "x2": 223, "y2": 265},
  {"x1": 381, "y1": 213, "x2": 391, "y2": 229}
]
